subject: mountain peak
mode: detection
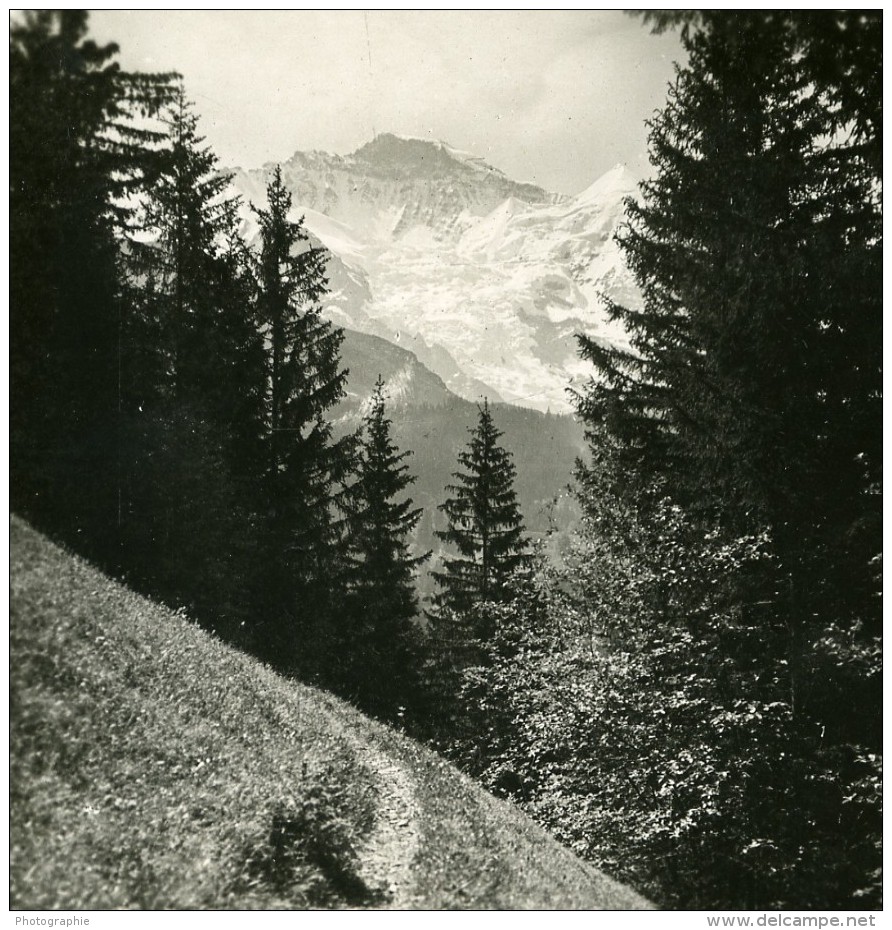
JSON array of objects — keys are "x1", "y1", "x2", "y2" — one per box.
[
  {"x1": 573, "y1": 163, "x2": 639, "y2": 205},
  {"x1": 351, "y1": 132, "x2": 504, "y2": 179}
]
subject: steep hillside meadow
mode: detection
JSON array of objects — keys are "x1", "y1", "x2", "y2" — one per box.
[{"x1": 10, "y1": 516, "x2": 651, "y2": 910}]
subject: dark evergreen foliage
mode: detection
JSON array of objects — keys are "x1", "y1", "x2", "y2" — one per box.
[
  {"x1": 564, "y1": 12, "x2": 882, "y2": 907},
  {"x1": 585, "y1": 15, "x2": 880, "y2": 539},
  {"x1": 10, "y1": 13, "x2": 357, "y2": 682},
  {"x1": 422, "y1": 402, "x2": 529, "y2": 739},
  {"x1": 442, "y1": 460, "x2": 881, "y2": 907},
  {"x1": 577, "y1": 11, "x2": 881, "y2": 730},
  {"x1": 251, "y1": 166, "x2": 356, "y2": 673},
  {"x1": 118, "y1": 89, "x2": 265, "y2": 636},
  {"x1": 432, "y1": 401, "x2": 528, "y2": 616},
  {"x1": 10, "y1": 10, "x2": 175, "y2": 560},
  {"x1": 341, "y1": 378, "x2": 428, "y2": 717},
  {"x1": 641, "y1": 9, "x2": 882, "y2": 169}
]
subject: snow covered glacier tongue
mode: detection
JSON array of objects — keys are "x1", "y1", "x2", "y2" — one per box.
[{"x1": 230, "y1": 133, "x2": 640, "y2": 413}]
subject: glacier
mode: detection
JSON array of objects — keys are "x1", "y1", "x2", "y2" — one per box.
[{"x1": 228, "y1": 132, "x2": 640, "y2": 413}]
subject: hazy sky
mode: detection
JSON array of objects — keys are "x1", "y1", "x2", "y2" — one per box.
[{"x1": 89, "y1": 10, "x2": 685, "y2": 195}]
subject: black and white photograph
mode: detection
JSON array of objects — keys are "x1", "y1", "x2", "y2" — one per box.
[{"x1": 9, "y1": 8, "x2": 883, "y2": 917}]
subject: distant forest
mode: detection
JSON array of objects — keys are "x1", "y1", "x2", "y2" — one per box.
[{"x1": 10, "y1": 11, "x2": 881, "y2": 909}]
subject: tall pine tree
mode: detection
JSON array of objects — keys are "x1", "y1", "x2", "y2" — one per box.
[
  {"x1": 570, "y1": 12, "x2": 881, "y2": 906},
  {"x1": 120, "y1": 89, "x2": 264, "y2": 634},
  {"x1": 342, "y1": 378, "x2": 428, "y2": 717},
  {"x1": 576, "y1": 13, "x2": 881, "y2": 732},
  {"x1": 432, "y1": 401, "x2": 527, "y2": 616},
  {"x1": 10, "y1": 10, "x2": 174, "y2": 559},
  {"x1": 423, "y1": 401, "x2": 528, "y2": 750},
  {"x1": 252, "y1": 166, "x2": 355, "y2": 674}
]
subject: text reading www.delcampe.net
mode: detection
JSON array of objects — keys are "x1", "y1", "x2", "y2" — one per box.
[{"x1": 707, "y1": 917, "x2": 877, "y2": 928}]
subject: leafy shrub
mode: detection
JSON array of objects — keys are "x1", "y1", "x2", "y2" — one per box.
[{"x1": 444, "y1": 497, "x2": 882, "y2": 908}]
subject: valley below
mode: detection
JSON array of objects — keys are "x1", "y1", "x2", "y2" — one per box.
[
  {"x1": 334, "y1": 327, "x2": 586, "y2": 599},
  {"x1": 227, "y1": 133, "x2": 638, "y2": 591}
]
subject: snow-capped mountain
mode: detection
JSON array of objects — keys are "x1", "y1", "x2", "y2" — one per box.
[{"x1": 229, "y1": 132, "x2": 640, "y2": 412}]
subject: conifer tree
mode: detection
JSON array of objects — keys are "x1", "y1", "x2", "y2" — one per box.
[
  {"x1": 432, "y1": 401, "x2": 527, "y2": 616},
  {"x1": 212, "y1": 198, "x2": 267, "y2": 489},
  {"x1": 568, "y1": 13, "x2": 881, "y2": 906},
  {"x1": 252, "y1": 166, "x2": 355, "y2": 671},
  {"x1": 119, "y1": 89, "x2": 264, "y2": 630},
  {"x1": 640, "y1": 11, "x2": 881, "y2": 174},
  {"x1": 10, "y1": 10, "x2": 174, "y2": 559},
  {"x1": 136, "y1": 89, "x2": 238, "y2": 398},
  {"x1": 145, "y1": 90, "x2": 265, "y2": 445},
  {"x1": 576, "y1": 14, "x2": 881, "y2": 721},
  {"x1": 579, "y1": 16, "x2": 881, "y2": 568},
  {"x1": 342, "y1": 378, "x2": 428, "y2": 716}
]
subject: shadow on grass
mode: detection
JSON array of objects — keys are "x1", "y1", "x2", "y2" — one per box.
[{"x1": 240, "y1": 805, "x2": 387, "y2": 908}]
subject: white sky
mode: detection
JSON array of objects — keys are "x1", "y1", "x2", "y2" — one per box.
[{"x1": 89, "y1": 10, "x2": 685, "y2": 196}]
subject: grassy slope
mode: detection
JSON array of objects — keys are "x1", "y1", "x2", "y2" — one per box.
[{"x1": 10, "y1": 516, "x2": 650, "y2": 910}]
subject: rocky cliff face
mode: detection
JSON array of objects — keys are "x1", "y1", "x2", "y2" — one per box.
[{"x1": 230, "y1": 132, "x2": 640, "y2": 412}]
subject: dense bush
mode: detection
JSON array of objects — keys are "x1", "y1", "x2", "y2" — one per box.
[{"x1": 445, "y1": 476, "x2": 881, "y2": 908}]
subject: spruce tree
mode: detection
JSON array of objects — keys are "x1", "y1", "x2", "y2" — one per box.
[
  {"x1": 571, "y1": 13, "x2": 881, "y2": 906},
  {"x1": 134, "y1": 89, "x2": 239, "y2": 401},
  {"x1": 120, "y1": 89, "x2": 264, "y2": 632},
  {"x1": 252, "y1": 166, "x2": 355, "y2": 672},
  {"x1": 577, "y1": 14, "x2": 881, "y2": 707},
  {"x1": 212, "y1": 198, "x2": 268, "y2": 490},
  {"x1": 10, "y1": 10, "x2": 174, "y2": 558},
  {"x1": 432, "y1": 401, "x2": 527, "y2": 616},
  {"x1": 641, "y1": 10, "x2": 881, "y2": 173},
  {"x1": 342, "y1": 378, "x2": 428, "y2": 717}
]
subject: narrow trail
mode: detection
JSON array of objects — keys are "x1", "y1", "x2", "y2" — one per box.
[{"x1": 349, "y1": 738, "x2": 422, "y2": 908}]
